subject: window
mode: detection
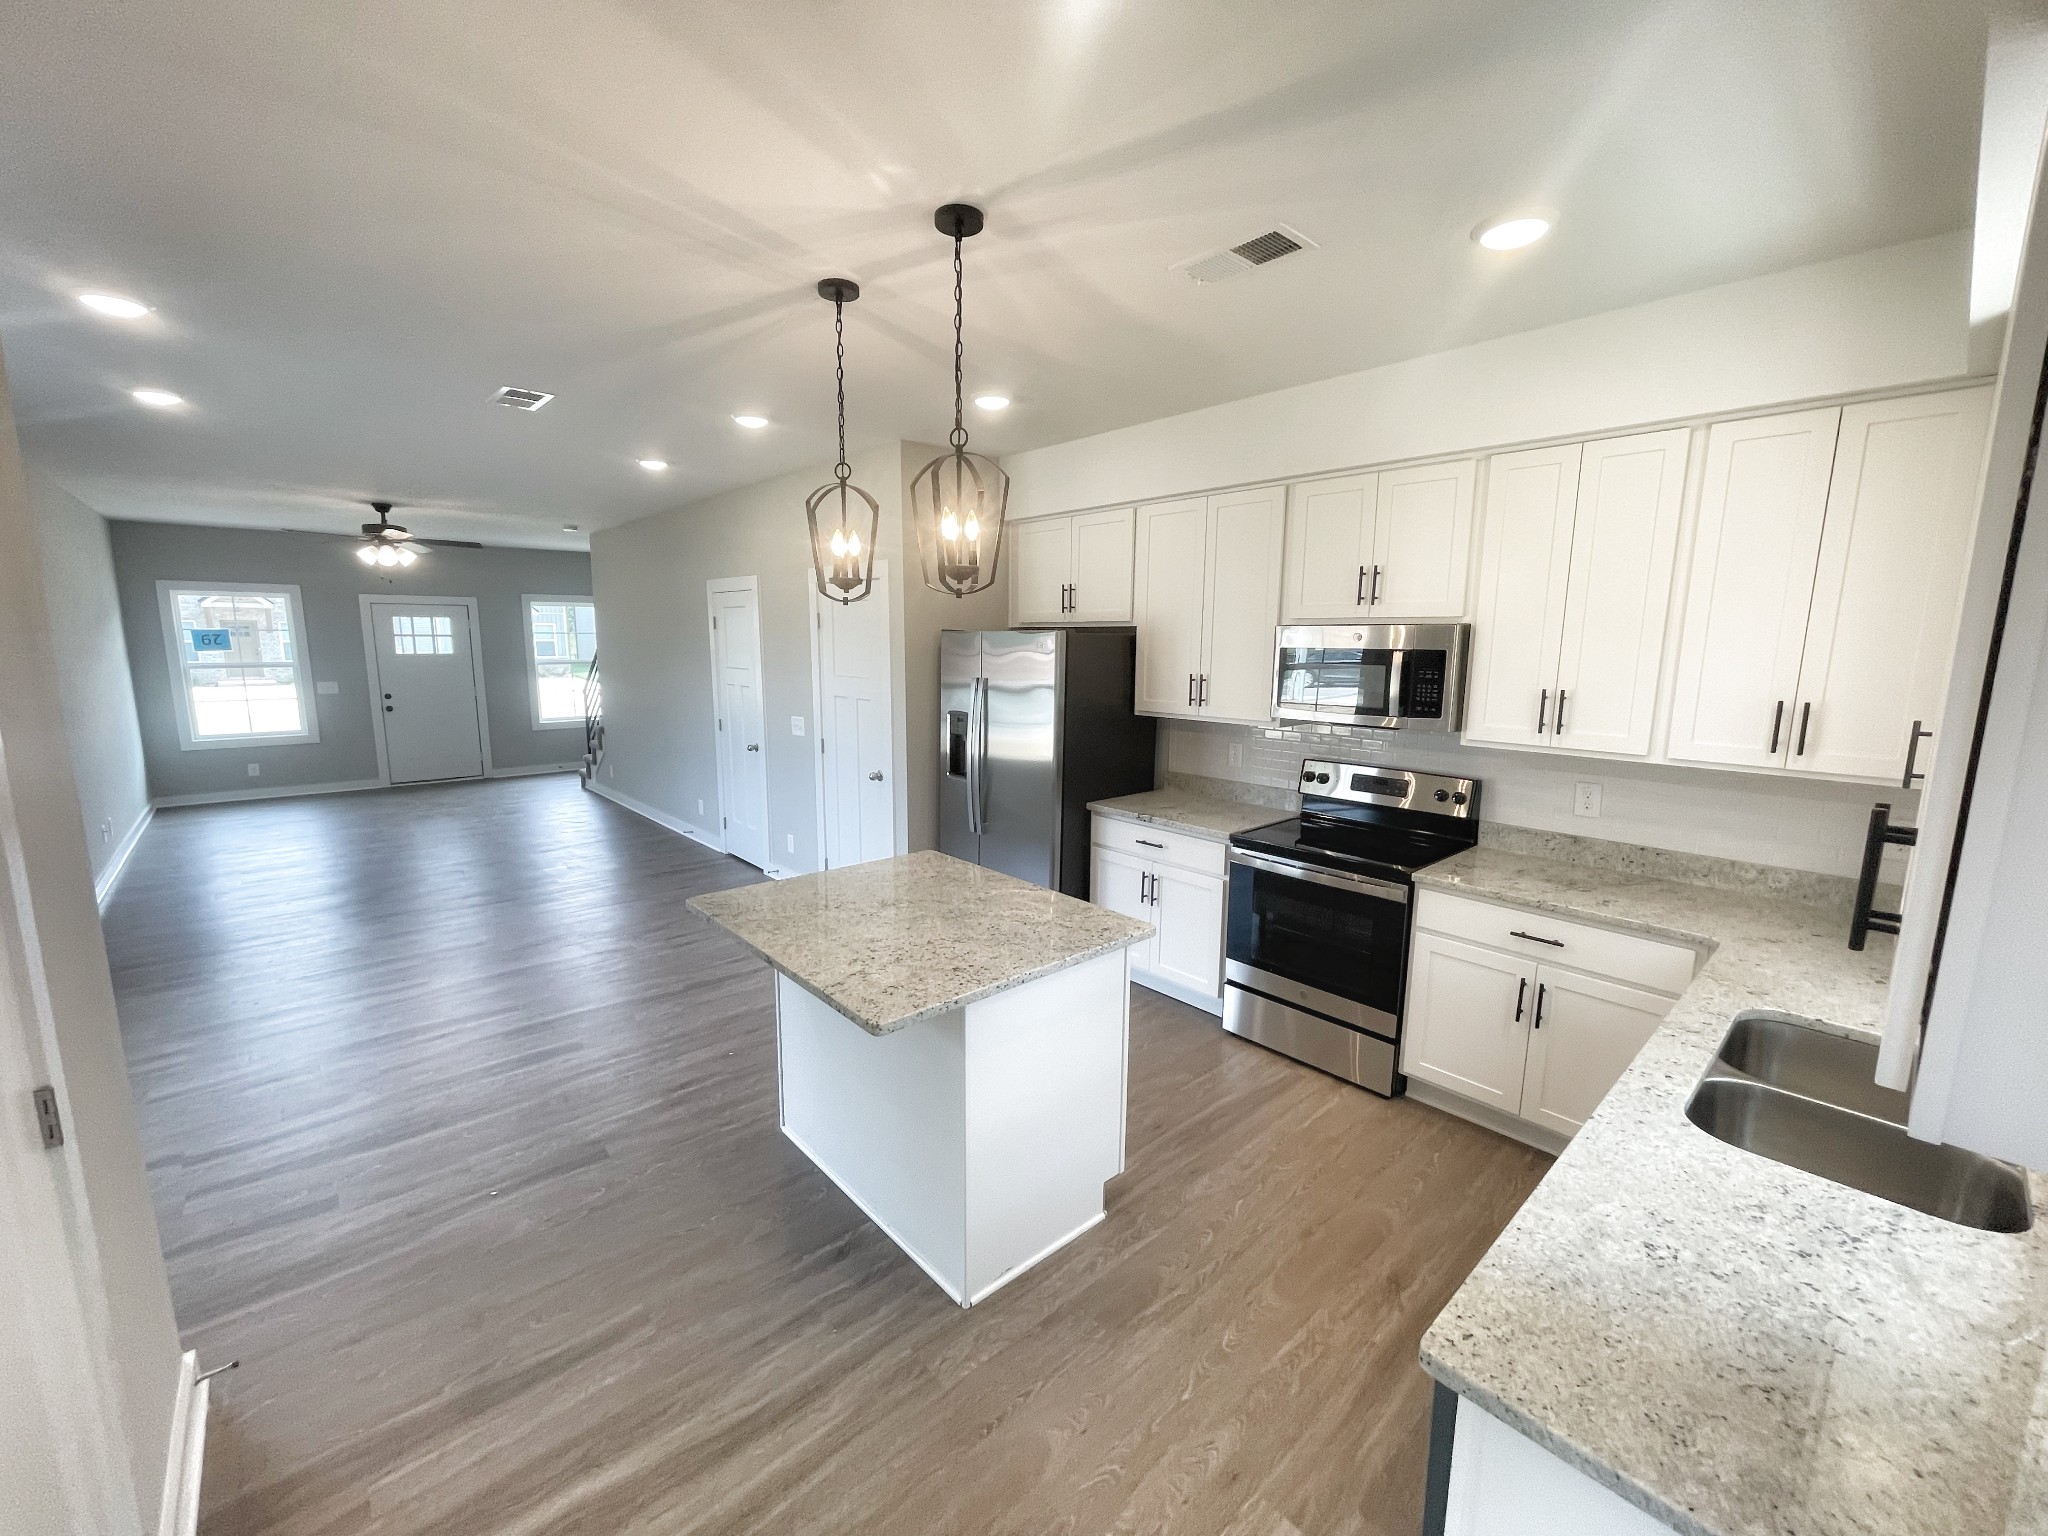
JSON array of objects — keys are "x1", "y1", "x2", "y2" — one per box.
[
  {"x1": 392, "y1": 614, "x2": 454, "y2": 655},
  {"x1": 523, "y1": 596, "x2": 597, "y2": 728},
  {"x1": 156, "y1": 582, "x2": 319, "y2": 749}
]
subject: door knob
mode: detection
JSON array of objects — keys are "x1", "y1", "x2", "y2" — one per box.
[
  {"x1": 746, "y1": 743, "x2": 760, "y2": 752},
  {"x1": 867, "y1": 770, "x2": 884, "y2": 781},
  {"x1": 384, "y1": 705, "x2": 393, "y2": 712}
]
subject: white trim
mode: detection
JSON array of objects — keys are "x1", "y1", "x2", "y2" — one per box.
[
  {"x1": 154, "y1": 580, "x2": 321, "y2": 750},
  {"x1": 808, "y1": 569, "x2": 829, "y2": 865},
  {"x1": 93, "y1": 805, "x2": 153, "y2": 911},
  {"x1": 155, "y1": 1350, "x2": 207, "y2": 1536},
  {"x1": 152, "y1": 778, "x2": 385, "y2": 809},
  {"x1": 585, "y1": 779, "x2": 726, "y2": 852},
  {"x1": 520, "y1": 593, "x2": 597, "y2": 731},
  {"x1": 487, "y1": 762, "x2": 582, "y2": 779},
  {"x1": 706, "y1": 575, "x2": 768, "y2": 869},
  {"x1": 357, "y1": 595, "x2": 493, "y2": 786}
]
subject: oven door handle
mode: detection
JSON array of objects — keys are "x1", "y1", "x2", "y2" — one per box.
[{"x1": 1227, "y1": 847, "x2": 1410, "y2": 903}]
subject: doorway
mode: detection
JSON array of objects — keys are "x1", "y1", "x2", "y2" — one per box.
[
  {"x1": 811, "y1": 560, "x2": 898, "y2": 868},
  {"x1": 361, "y1": 597, "x2": 488, "y2": 785},
  {"x1": 708, "y1": 577, "x2": 769, "y2": 868}
]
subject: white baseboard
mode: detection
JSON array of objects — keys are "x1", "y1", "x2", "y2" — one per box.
[
  {"x1": 584, "y1": 779, "x2": 726, "y2": 853},
  {"x1": 94, "y1": 805, "x2": 153, "y2": 911},
  {"x1": 152, "y1": 777, "x2": 384, "y2": 809},
  {"x1": 155, "y1": 1350, "x2": 208, "y2": 1536},
  {"x1": 1404, "y1": 1078, "x2": 1570, "y2": 1157},
  {"x1": 488, "y1": 762, "x2": 581, "y2": 779}
]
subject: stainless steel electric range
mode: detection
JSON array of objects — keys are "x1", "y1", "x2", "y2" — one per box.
[{"x1": 1223, "y1": 759, "x2": 1480, "y2": 1095}]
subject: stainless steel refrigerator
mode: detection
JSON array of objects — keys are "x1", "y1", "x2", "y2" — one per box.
[{"x1": 939, "y1": 628, "x2": 1157, "y2": 898}]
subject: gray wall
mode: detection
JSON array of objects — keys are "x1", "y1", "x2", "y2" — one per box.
[
  {"x1": 25, "y1": 472, "x2": 150, "y2": 884},
  {"x1": 107, "y1": 521, "x2": 591, "y2": 801}
]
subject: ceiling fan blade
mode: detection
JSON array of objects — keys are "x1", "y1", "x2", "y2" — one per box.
[{"x1": 415, "y1": 537, "x2": 485, "y2": 549}]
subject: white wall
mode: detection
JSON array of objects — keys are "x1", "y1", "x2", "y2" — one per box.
[
  {"x1": 24, "y1": 472, "x2": 150, "y2": 889},
  {"x1": 1005, "y1": 232, "x2": 1973, "y2": 519},
  {"x1": 1971, "y1": 10, "x2": 2048, "y2": 346}
]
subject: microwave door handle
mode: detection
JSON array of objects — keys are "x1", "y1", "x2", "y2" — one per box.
[{"x1": 1386, "y1": 648, "x2": 1405, "y2": 723}]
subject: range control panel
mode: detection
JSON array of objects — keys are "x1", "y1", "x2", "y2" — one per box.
[{"x1": 1297, "y1": 759, "x2": 1477, "y2": 817}]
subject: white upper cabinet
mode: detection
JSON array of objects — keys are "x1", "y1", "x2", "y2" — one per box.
[
  {"x1": 1464, "y1": 445, "x2": 1581, "y2": 749},
  {"x1": 1371, "y1": 459, "x2": 1476, "y2": 619},
  {"x1": 1008, "y1": 507, "x2": 1135, "y2": 626},
  {"x1": 1787, "y1": 389, "x2": 1993, "y2": 780},
  {"x1": 1551, "y1": 429, "x2": 1691, "y2": 756},
  {"x1": 1280, "y1": 462, "x2": 1474, "y2": 622},
  {"x1": 1135, "y1": 488, "x2": 1283, "y2": 723},
  {"x1": 1133, "y1": 497, "x2": 1213, "y2": 717},
  {"x1": 1665, "y1": 408, "x2": 1842, "y2": 769}
]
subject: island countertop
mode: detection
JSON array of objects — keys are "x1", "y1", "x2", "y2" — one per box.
[
  {"x1": 1415, "y1": 845, "x2": 2048, "y2": 1536},
  {"x1": 687, "y1": 850, "x2": 1152, "y2": 1036}
]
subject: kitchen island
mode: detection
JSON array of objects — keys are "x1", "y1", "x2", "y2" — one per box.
[{"x1": 688, "y1": 850, "x2": 1152, "y2": 1307}]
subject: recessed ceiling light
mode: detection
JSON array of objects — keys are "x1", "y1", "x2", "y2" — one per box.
[
  {"x1": 79, "y1": 292, "x2": 152, "y2": 319},
  {"x1": 637, "y1": 458, "x2": 669, "y2": 472},
  {"x1": 732, "y1": 414, "x2": 769, "y2": 429},
  {"x1": 973, "y1": 394, "x2": 1010, "y2": 411},
  {"x1": 130, "y1": 387, "x2": 184, "y2": 409},
  {"x1": 1474, "y1": 213, "x2": 1555, "y2": 251}
]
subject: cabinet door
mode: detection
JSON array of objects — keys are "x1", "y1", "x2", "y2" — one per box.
[
  {"x1": 1518, "y1": 967, "x2": 1673, "y2": 1137},
  {"x1": 1133, "y1": 497, "x2": 1211, "y2": 717},
  {"x1": 1665, "y1": 408, "x2": 1840, "y2": 768},
  {"x1": 1149, "y1": 865, "x2": 1225, "y2": 1000},
  {"x1": 1090, "y1": 845, "x2": 1156, "y2": 973},
  {"x1": 1200, "y1": 486, "x2": 1286, "y2": 722},
  {"x1": 1069, "y1": 507, "x2": 1136, "y2": 623},
  {"x1": 1009, "y1": 515, "x2": 1074, "y2": 625},
  {"x1": 1551, "y1": 429, "x2": 1691, "y2": 757},
  {"x1": 1371, "y1": 459, "x2": 1476, "y2": 619},
  {"x1": 1401, "y1": 931, "x2": 1534, "y2": 1113},
  {"x1": 1788, "y1": 388, "x2": 1993, "y2": 780},
  {"x1": 1463, "y1": 445, "x2": 1580, "y2": 748},
  {"x1": 1281, "y1": 474, "x2": 1376, "y2": 621}
]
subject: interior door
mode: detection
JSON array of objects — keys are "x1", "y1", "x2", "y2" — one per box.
[
  {"x1": 1463, "y1": 445, "x2": 1580, "y2": 748},
  {"x1": 1149, "y1": 865, "x2": 1224, "y2": 1000},
  {"x1": 976, "y1": 630, "x2": 1060, "y2": 887},
  {"x1": 1200, "y1": 485, "x2": 1285, "y2": 721},
  {"x1": 1789, "y1": 388, "x2": 1993, "y2": 780},
  {"x1": 1550, "y1": 428, "x2": 1691, "y2": 757},
  {"x1": 1281, "y1": 474, "x2": 1376, "y2": 621},
  {"x1": 709, "y1": 579, "x2": 769, "y2": 868},
  {"x1": 1009, "y1": 516, "x2": 1073, "y2": 625},
  {"x1": 1401, "y1": 931, "x2": 1533, "y2": 1113},
  {"x1": 1068, "y1": 507, "x2": 1135, "y2": 623},
  {"x1": 1517, "y1": 967, "x2": 1673, "y2": 1137},
  {"x1": 1370, "y1": 458, "x2": 1475, "y2": 619},
  {"x1": 1133, "y1": 497, "x2": 1210, "y2": 716},
  {"x1": 1665, "y1": 408, "x2": 1840, "y2": 768},
  {"x1": 1091, "y1": 846, "x2": 1156, "y2": 974},
  {"x1": 815, "y1": 563, "x2": 897, "y2": 868},
  {"x1": 369, "y1": 601, "x2": 484, "y2": 784}
]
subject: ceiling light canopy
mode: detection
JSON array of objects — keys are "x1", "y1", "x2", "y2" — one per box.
[
  {"x1": 912, "y1": 205, "x2": 1008, "y2": 599},
  {"x1": 637, "y1": 458, "x2": 669, "y2": 472},
  {"x1": 1474, "y1": 212, "x2": 1556, "y2": 251},
  {"x1": 805, "y1": 278, "x2": 879, "y2": 607},
  {"x1": 130, "y1": 387, "x2": 184, "y2": 409},
  {"x1": 973, "y1": 394, "x2": 1010, "y2": 411},
  {"x1": 79, "y1": 292, "x2": 152, "y2": 319},
  {"x1": 732, "y1": 414, "x2": 769, "y2": 430}
]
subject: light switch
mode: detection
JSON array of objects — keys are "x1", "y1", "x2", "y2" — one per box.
[
  {"x1": 315, "y1": 680, "x2": 340, "y2": 695},
  {"x1": 790, "y1": 716, "x2": 806, "y2": 737}
]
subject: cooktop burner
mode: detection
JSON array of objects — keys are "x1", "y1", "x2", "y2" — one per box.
[{"x1": 1228, "y1": 760, "x2": 1480, "y2": 883}]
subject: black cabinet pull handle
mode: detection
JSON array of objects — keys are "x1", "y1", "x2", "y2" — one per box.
[
  {"x1": 1536, "y1": 688, "x2": 1549, "y2": 734},
  {"x1": 1769, "y1": 699, "x2": 1785, "y2": 755},
  {"x1": 1514, "y1": 976, "x2": 1528, "y2": 1022},
  {"x1": 1135, "y1": 838, "x2": 1164, "y2": 848},
  {"x1": 1356, "y1": 566, "x2": 1368, "y2": 605},
  {"x1": 1197, "y1": 675, "x2": 1209, "y2": 707},
  {"x1": 1796, "y1": 701, "x2": 1812, "y2": 756},
  {"x1": 1187, "y1": 673, "x2": 1196, "y2": 707},
  {"x1": 1533, "y1": 983, "x2": 1548, "y2": 1030},
  {"x1": 1902, "y1": 719, "x2": 1932, "y2": 788},
  {"x1": 1556, "y1": 689, "x2": 1568, "y2": 734},
  {"x1": 1370, "y1": 564, "x2": 1383, "y2": 604},
  {"x1": 1509, "y1": 930, "x2": 1564, "y2": 947}
]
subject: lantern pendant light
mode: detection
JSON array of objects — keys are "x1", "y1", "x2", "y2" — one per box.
[
  {"x1": 912, "y1": 204, "x2": 1008, "y2": 598},
  {"x1": 805, "y1": 278, "x2": 880, "y2": 605}
]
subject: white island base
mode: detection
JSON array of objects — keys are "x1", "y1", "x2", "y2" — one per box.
[{"x1": 775, "y1": 949, "x2": 1130, "y2": 1307}]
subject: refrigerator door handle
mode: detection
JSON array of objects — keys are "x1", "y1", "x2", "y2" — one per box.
[
  {"x1": 965, "y1": 676, "x2": 983, "y2": 835},
  {"x1": 977, "y1": 675, "x2": 992, "y2": 831}
]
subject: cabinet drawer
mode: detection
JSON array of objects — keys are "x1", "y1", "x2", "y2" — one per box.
[
  {"x1": 1413, "y1": 889, "x2": 1695, "y2": 996},
  {"x1": 1090, "y1": 816, "x2": 1227, "y2": 878}
]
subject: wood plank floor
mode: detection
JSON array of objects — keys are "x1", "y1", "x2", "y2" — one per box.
[{"x1": 105, "y1": 775, "x2": 1550, "y2": 1536}]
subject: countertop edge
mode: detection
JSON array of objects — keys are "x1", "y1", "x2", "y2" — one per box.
[{"x1": 1409, "y1": 868, "x2": 1720, "y2": 956}]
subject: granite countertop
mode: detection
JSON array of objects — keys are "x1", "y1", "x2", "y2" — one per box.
[
  {"x1": 686, "y1": 850, "x2": 1152, "y2": 1036},
  {"x1": 1415, "y1": 845, "x2": 2048, "y2": 1536},
  {"x1": 1088, "y1": 787, "x2": 1286, "y2": 841}
]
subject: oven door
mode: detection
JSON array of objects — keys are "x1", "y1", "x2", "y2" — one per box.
[
  {"x1": 1224, "y1": 849, "x2": 1409, "y2": 1038},
  {"x1": 1273, "y1": 640, "x2": 1399, "y2": 726}
]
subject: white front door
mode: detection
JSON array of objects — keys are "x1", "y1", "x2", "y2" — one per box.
[
  {"x1": 814, "y1": 563, "x2": 897, "y2": 868},
  {"x1": 709, "y1": 578, "x2": 770, "y2": 869},
  {"x1": 369, "y1": 601, "x2": 485, "y2": 784}
]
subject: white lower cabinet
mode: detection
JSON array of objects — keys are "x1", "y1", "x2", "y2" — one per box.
[
  {"x1": 1402, "y1": 892, "x2": 1693, "y2": 1141},
  {"x1": 1089, "y1": 815, "x2": 1227, "y2": 1014}
]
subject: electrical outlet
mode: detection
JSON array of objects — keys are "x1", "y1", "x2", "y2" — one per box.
[
  {"x1": 99, "y1": 818, "x2": 112, "y2": 844},
  {"x1": 247, "y1": 763, "x2": 261, "y2": 778},
  {"x1": 785, "y1": 833, "x2": 795, "y2": 854},
  {"x1": 605, "y1": 762, "x2": 614, "y2": 780},
  {"x1": 696, "y1": 798, "x2": 704, "y2": 816},
  {"x1": 790, "y1": 715, "x2": 806, "y2": 737},
  {"x1": 1228, "y1": 740, "x2": 1243, "y2": 768},
  {"x1": 1574, "y1": 781, "x2": 1602, "y2": 818}
]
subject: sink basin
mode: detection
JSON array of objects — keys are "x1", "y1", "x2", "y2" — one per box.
[
  {"x1": 1687, "y1": 1018, "x2": 2033, "y2": 1234},
  {"x1": 1710, "y1": 1012, "x2": 1911, "y2": 1124}
]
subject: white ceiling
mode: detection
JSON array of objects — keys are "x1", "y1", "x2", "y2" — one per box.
[{"x1": 0, "y1": 0, "x2": 1987, "y2": 551}]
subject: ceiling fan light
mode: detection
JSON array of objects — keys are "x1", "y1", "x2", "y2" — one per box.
[
  {"x1": 396, "y1": 547, "x2": 417, "y2": 567},
  {"x1": 375, "y1": 546, "x2": 400, "y2": 567},
  {"x1": 356, "y1": 544, "x2": 379, "y2": 565}
]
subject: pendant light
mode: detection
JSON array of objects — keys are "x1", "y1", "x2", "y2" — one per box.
[
  {"x1": 911, "y1": 204, "x2": 1008, "y2": 598},
  {"x1": 806, "y1": 278, "x2": 880, "y2": 605}
]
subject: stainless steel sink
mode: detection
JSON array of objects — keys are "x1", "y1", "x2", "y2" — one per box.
[{"x1": 1687, "y1": 1016, "x2": 2033, "y2": 1234}]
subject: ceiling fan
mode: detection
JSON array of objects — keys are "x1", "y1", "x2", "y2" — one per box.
[{"x1": 352, "y1": 501, "x2": 481, "y2": 566}]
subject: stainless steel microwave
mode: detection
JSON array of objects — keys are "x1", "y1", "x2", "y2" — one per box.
[{"x1": 1272, "y1": 623, "x2": 1469, "y2": 731}]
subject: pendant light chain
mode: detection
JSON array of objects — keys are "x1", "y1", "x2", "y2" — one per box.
[
  {"x1": 949, "y1": 234, "x2": 967, "y2": 450},
  {"x1": 833, "y1": 297, "x2": 851, "y2": 485}
]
